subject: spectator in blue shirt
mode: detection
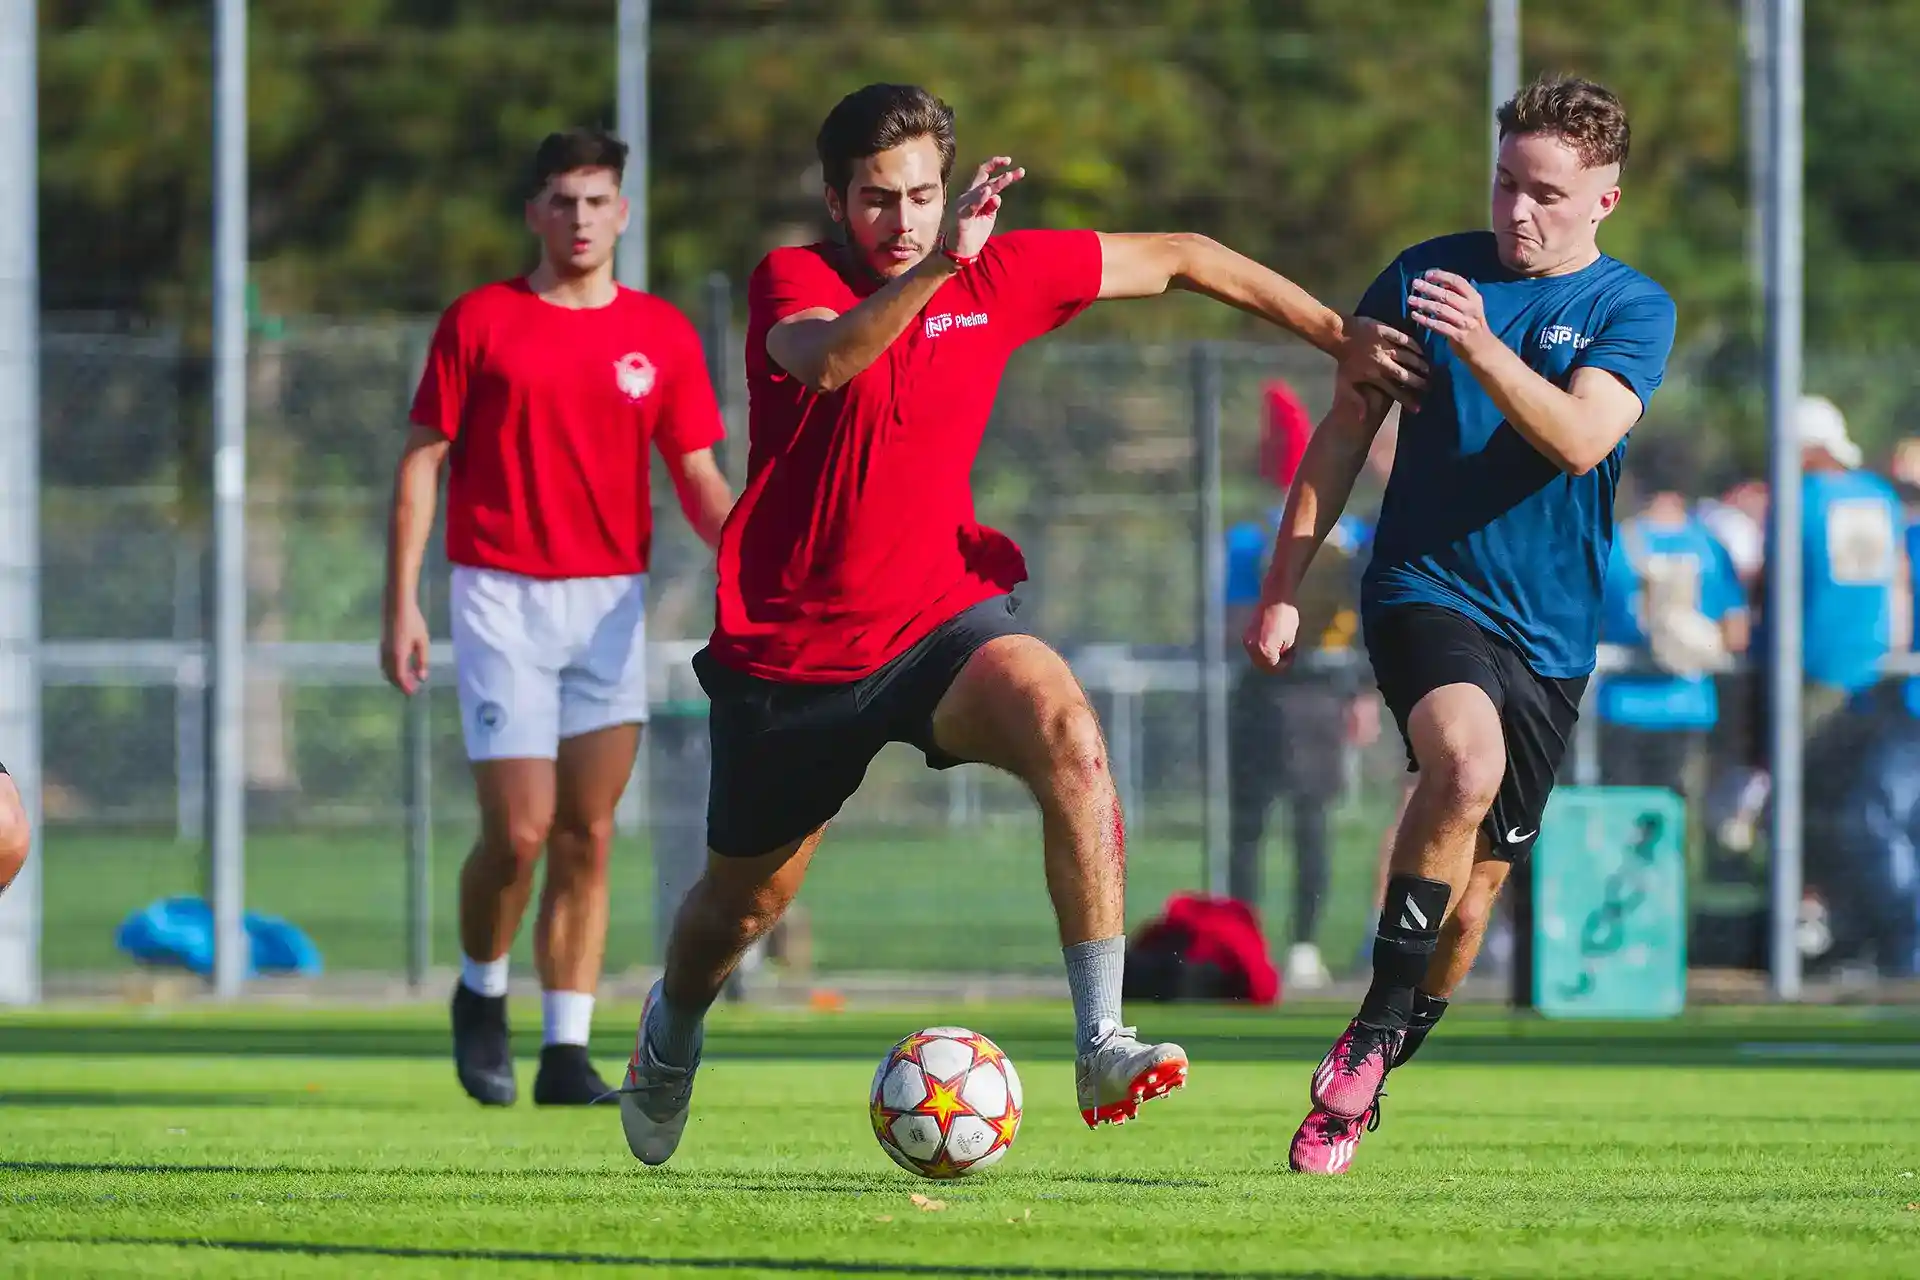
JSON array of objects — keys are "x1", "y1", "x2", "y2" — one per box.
[
  {"x1": 1720, "y1": 396, "x2": 1911, "y2": 851},
  {"x1": 1225, "y1": 418, "x2": 1397, "y2": 992},
  {"x1": 1596, "y1": 433, "x2": 1748, "y2": 798},
  {"x1": 1225, "y1": 505, "x2": 1371, "y2": 992}
]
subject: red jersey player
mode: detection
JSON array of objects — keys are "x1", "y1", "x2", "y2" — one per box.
[
  {"x1": 381, "y1": 128, "x2": 733, "y2": 1108},
  {"x1": 613, "y1": 85, "x2": 1427, "y2": 1167}
]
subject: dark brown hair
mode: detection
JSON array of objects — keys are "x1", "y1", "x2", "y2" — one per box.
[
  {"x1": 816, "y1": 84, "x2": 957, "y2": 196},
  {"x1": 1497, "y1": 76, "x2": 1631, "y2": 171},
  {"x1": 529, "y1": 127, "x2": 628, "y2": 197}
]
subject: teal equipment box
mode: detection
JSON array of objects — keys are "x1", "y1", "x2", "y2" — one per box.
[{"x1": 1532, "y1": 786, "x2": 1687, "y2": 1019}]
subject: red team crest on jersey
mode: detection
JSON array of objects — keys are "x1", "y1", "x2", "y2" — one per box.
[{"x1": 614, "y1": 351, "x2": 657, "y2": 403}]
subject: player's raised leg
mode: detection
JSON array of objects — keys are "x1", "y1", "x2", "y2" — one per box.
[
  {"x1": 528, "y1": 722, "x2": 640, "y2": 1105},
  {"x1": 618, "y1": 832, "x2": 823, "y2": 1165},
  {"x1": 454, "y1": 756, "x2": 557, "y2": 1106},
  {"x1": 929, "y1": 635, "x2": 1188, "y2": 1127}
]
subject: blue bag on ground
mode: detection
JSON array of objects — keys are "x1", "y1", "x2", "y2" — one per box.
[{"x1": 115, "y1": 896, "x2": 324, "y2": 978}]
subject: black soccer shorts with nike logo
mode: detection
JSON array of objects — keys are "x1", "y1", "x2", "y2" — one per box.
[
  {"x1": 694, "y1": 594, "x2": 1032, "y2": 858},
  {"x1": 1364, "y1": 602, "x2": 1588, "y2": 862}
]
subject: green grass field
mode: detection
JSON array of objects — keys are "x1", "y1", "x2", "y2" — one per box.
[{"x1": 3, "y1": 1001, "x2": 1917, "y2": 1278}]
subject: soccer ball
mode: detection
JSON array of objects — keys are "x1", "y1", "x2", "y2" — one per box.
[{"x1": 869, "y1": 1026, "x2": 1023, "y2": 1179}]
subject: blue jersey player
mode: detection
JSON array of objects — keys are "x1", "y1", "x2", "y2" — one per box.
[{"x1": 1243, "y1": 76, "x2": 1677, "y2": 1174}]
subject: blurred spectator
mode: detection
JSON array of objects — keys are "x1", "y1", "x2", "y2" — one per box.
[
  {"x1": 1718, "y1": 395, "x2": 1911, "y2": 852},
  {"x1": 1597, "y1": 434, "x2": 1749, "y2": 796},
  {"x1": 1223, "y1": 390, "x2": 1388, "y2": 992},
  {"x1": 1696, "y1": 478, "x2": 1767, "y2": 594},
  {"x1": 1822, "y1": 697, "x2": 1920, "y2": 978},
  {"x1": 1891, "y1": 436, "x2": 1920, "y2": 501}
]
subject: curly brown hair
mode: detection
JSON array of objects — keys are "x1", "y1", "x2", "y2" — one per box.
[{"x1": 1497, "y1": 76, "x2": 1630, "y2": 171}]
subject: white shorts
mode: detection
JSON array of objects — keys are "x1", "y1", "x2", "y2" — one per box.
[{"x1": 450, "y1": 566, "x2": 650, "y2": 762}]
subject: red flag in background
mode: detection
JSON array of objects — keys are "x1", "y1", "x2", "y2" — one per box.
[{"x1": 1260, "y1": 378, "x2": 1312, "y2": 490}]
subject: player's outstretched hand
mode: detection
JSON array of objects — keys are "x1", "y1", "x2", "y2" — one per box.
[
  {"x1": 1408, "y1": 270, "x2": 1493, "y2": 359},
  {"x1": 1340, "y1": 318, "x2": 1428, "y2": 409},
  {"x1": 1243, "y1": 600, "x2": 1301, "y2": 674},
  {"x1": 943, "y1": 157, "x2": 1025, "y2": 260},
  {"x1": 381, "y1": 602, "x2": 431, "y2": 696}
]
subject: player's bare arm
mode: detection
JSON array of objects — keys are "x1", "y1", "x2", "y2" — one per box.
[
  {"x1": 1409, "y1": 269, "x2": 1645, "y2": 474},
  {"x1": 767, "y1": 158, "x2": 1023, "y2": 393},
  {"x1": 664, "y1": 445, "x2": 733, "y2": 550},
  {"x1": 1095, "y1": 233, "x2": 1428, "y2": 405},
  {"x1": 380, "y1": 421, "x2": 449, "y2": 694},
  {"x1": 1243, "y1": 381, "x2": 1394, "y2": 672}
]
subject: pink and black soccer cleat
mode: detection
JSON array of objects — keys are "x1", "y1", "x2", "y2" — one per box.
[
  {"x1": 1288, "y1": 1099, "x2": 1383, "y2": 1175},
  {"x1": 1310, "y1": 1018, "x2": 1402, "y2": 1120}
]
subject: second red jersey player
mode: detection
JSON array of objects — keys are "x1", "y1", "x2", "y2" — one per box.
[
  {"x1": 412, "y1": 279, "x2": 724, "y2": 581},
  {"x1": 381, "y1": 127, "x2": 733, "y2": 1112}
]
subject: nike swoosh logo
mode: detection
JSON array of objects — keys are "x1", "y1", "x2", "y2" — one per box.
[{"x1": 1505, "y1": 827, "x2": 1537, "y2": 844}]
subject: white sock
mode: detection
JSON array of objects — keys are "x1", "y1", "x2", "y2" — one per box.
[
  {"x1": 460, "y1": 954, "x2": 509, "y2": 998},
  {"x1": 542, "y1": 990, "x2": 595, "y2": 1047}
]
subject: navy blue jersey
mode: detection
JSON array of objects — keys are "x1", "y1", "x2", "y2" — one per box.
[{"x1": 1357, "y1": 232, "x2": 1677, "y2": 679}]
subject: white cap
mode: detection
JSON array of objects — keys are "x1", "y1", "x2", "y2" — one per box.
[{"x1": 1797, "y1": 395, "x2": 1862, "y2": 468}]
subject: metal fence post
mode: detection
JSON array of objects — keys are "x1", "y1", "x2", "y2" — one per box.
[
  {"x1": 1193, "y1": 343, "x2": 1229, "y2": 897},
  {"x1": 1763, "y1": 0, "x2": 1805, "y2": 1001},
  {"x1": 404, "y1": 683, "x2": 432, "y2": 991},
  {"x1": 175, "y1": 537, "x2": 206, "y2": 842},
  {"x1": 208, "y1": 0, "x2": 249, "y2": 997},
  {"x1": 615, "y1": 0, "x2": 650, "y2": 292},
  {"x1": 0, "y1": 0, "x2": 41, "y2": 1006}
]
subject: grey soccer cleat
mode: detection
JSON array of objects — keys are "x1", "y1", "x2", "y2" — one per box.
[
  {"x1": 1076, "y1": 1019, "x2": 1189, "y2": 1127},
  {"x1": 611, "y1": 982, "x2": 701, "y2": 1166}
]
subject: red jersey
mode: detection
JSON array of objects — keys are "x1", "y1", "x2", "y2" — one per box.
[
  {"x1": 409, "y1": 279, "x2": 725, "y2": 579},
  {"x1": 709, "y1": 229, "x2": 1103, "y2": 682}
]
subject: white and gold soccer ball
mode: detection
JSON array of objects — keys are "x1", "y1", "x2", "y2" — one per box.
[{"x1": 869, "y1": 1026, "x2": 1023, "y2": 1179}]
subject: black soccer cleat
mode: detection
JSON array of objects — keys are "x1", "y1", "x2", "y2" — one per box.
[
  {"x1": 532, "y1": 1043, "x2": 613, "y2": 1106},
  {"x1": 451, "y1": 982, "x2": 518, "y2": 1106}
]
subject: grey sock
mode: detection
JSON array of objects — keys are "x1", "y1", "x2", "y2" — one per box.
[
  {"x1": 1064, "y1": 936, "x2": 1126, "y2": 1054},
  {"x1": 643, "y1": 987, "x2": 705, "y2": 1071}
]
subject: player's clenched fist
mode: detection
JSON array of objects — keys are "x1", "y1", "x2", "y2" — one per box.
[
  {"x1": 1408, "y1": 270, "x2": 1495, "y2": 360},
  {"x1": 941, "y1": 157, "x2": 1025, "y2": 260},
  {"x1": 1243, "y1": 600, "x2": 1301, "y2": 673}
]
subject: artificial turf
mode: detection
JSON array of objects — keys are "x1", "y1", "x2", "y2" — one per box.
[{"x1": 3, "y1": 1001, "x2": 1916, "y2": 1278}]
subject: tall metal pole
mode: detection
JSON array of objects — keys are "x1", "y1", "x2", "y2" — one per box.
[
  {"x1": 1489, "y1": 0, "x2": 1535, "y2": 1012},
  {"x1": 1489, "y1": 0, "x2": 1521, "y2": 171},
  {"x1": 1744, "y1": 0, "x2": 1773, "y2": 300},
  {"x1": 1193, "y1": 346, "x2": 1229, "y2": 897},
  {"x1": 209, "y1": 0, "x2": 249, "y2": 997},
  {"x1": 615, "y1": 0, "x2": 650, "y2": 291},
  {"x1": 0, "y1": 0, "x2": 42, "y2": 1006},
  {"x1": 1764, "y1": 0, "x2": 1805, "y2": 1001}
]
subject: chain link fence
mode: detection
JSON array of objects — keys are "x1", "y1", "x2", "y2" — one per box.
[{"x1": 31, "y1": 310, "x2": 1920, "y2": 1001}]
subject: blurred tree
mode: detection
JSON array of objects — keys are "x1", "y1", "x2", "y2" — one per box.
[{"x1": 32, "y1": 0, "x2": 1920, "y2": 452}]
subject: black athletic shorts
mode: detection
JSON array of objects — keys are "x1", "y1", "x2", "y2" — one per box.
[
  {"x1": 1364, "y1": 602, "x2": 1587, "y2": 863},
  {"x1": 695, "y1": 594, "x2": 1031, "y2": 858}
]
